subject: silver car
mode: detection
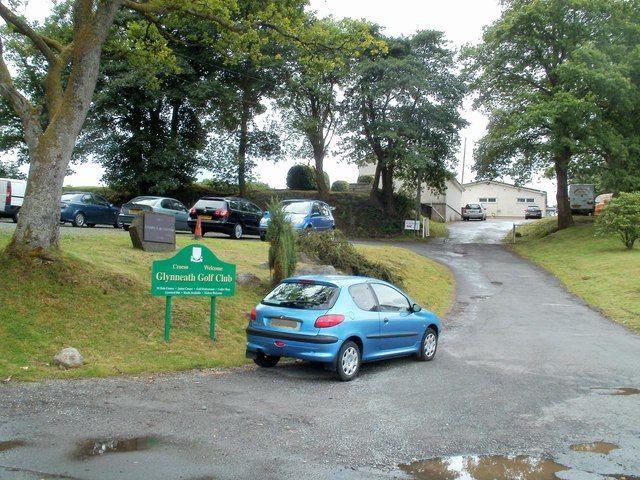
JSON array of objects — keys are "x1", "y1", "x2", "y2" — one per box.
[
  {"x1": 462, "y1": 203, "x2": 487, "y2": 221},
  {"x1": 118, "y1": 196, "x2": 190, "y2": 231}
]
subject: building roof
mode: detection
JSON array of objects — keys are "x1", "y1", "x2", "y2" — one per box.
[{"x1": 462, "y1": 180, "x2": 547, "y2": 195}]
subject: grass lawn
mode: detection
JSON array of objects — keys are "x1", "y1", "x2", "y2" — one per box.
[
  {"x1": 0, "y1": 228, "x2": 453, "y2": 382},
  {"x1": 510, "y1": 216, "x2": 640, "y2": 333}
]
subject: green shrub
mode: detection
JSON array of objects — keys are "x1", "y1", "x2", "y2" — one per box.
[
  {"x1": 331, "y1": 180, "x2": 350, "y2": 192},
  {"x1": 595, "y1": 191, "x2": 640, "y2": 249},
  {"x1": 286, "y1": 164, "x2": 316, "y2": 190},
  {"x1": 266, "y1": 199, "x2": 298, "y2": 285},
  {"x1": 297, "y1": 230, "x2": 403, "y2": 286}
]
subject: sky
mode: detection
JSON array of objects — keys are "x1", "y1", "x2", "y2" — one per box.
[{"x1": 15, "y1": 0, "x2": 555, "y2": 199}]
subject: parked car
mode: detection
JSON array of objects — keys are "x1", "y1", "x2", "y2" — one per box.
[
  {"x1": 594, "y1": 193, "x2": 613, "y2": 215},
  {"x1": 0, "y1": 177, "x2": 27, "y2": 223},
  {"x1": 187, "y1": 197, "x2": 262, "y2": 239},
  {"x1": 259, "y1": 199, "x2": 336, "y2": 241},
  {"x1": 246, "y1": 274, "x2": 441, "y2": 381},
  {"x1": 524, "y1": 205, "x2": 542, "y2": 219},
  {"x1": 60, "y1": 192, "x2": 120, "y2": 228},
  {"x1": 119, "y1": 196, "x2": 190, "y2": 231},
  {"x1": 461, "y1": 203, "x2": 486, "y2": 221}
]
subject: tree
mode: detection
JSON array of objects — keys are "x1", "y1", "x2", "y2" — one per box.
[
  {"x1": 463, "y1": 0, "x2": 638, "y2": 230},
  {"x1": 0, "y1": 0, "x2": 305, "y2": 258},
  {"x1": 276, "y1": 17, "x2": 384, "y2": 200},
  {"x1": 595, "y1": 192, "x2": 640, "y2": 249},
  {"x1": 340, "y1": 30, "x2": 466, "y2": 215}
]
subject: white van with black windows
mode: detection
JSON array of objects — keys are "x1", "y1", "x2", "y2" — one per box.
[{"x1": 0, "y1": 177, "x2": 27, "y2": 223}]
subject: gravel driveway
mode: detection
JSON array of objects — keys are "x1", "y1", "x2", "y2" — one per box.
[{"x1": 1, "y1": 219, "x2": 639, "y2": 479}]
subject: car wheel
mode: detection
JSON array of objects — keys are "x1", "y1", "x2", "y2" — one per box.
[
  {"x1": 259, "y1": 232, "x2": 266, "y2": 242},
  {"x1": 12, "y1": 211, "x2": 19, "y2": 223},
  {"x1": 253, "y1": 352, "x2": 280, "y2": 368},
  {"x1": 417, "y1": 327, "x2": 438, "y2": 361},
  {"x1": 72, "y1": 212, "x2": 86, "y2": 227},
  {"x1": 113, "y1": 219, "x2": 121, "y2": 228},
  {"x1": 123, "y1": 225, "x2": 130, "y2": 231},
  {"x1": 336, "y1": 341, "x2": 360, "y2": 381},
  {"x1": 231, "y1": 223, "x2": 243, "y2": 239}
]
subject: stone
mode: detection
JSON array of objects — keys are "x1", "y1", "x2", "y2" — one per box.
[
  {"x1": 53, "y1": 347, "x2": 84, "y2": 368},
  {"x1": 294, "y1": 265, "x2": 338, "y2": 276},
  {"x1": 237, "y1": 272, "x2": 262, "y2": 287},
  {"x1": 129, "y1": 212, "x2": 176, "y2": 252}
]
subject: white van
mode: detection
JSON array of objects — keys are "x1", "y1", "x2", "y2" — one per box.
[{"x1": 0, "y1": 177, "x2": 27, "y2": 223}]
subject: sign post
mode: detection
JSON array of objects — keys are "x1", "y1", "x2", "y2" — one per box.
[{"x1": 151, "y1": 244, "x2": 236, "y2": 341}]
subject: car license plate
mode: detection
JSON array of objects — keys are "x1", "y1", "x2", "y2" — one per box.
[
  {"x1": 200, "y1": 215, "x2": 212, "y2": 220},
  {"x1": 269, "y1": 317, "x2": 299, "y2": 330},
  {"x1": 130, "y1": 209, "x2": 142, "y2": 214}
]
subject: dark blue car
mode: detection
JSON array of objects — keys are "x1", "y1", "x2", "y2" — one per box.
[
  {"x1": 246, "y1": 275, "x2": 441, "y2": 381},
  {"x1": 60, "y1": 192, "x2": 120, "y2": 228}
]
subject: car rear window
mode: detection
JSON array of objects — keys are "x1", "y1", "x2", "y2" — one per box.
[
  {"x1": 196, "y1": 199, "x2": 227, "y2": 210},
  {"x1": 262, "y1": 281, "x2": 339, "y2": 310}
]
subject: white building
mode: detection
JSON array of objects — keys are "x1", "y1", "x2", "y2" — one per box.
[
  {"x1": 461, "y1": 180, "x2": 548, "y2": 218},
  {"x1": 357, "y1": 165, "x2": 548, "y2": 220}
]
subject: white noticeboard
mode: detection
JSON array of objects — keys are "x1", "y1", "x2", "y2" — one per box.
[{"x1": 404, "y1": 220, "x2": 420, "y2": 230}]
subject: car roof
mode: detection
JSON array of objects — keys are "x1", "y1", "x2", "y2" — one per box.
[{"x1": 280, "y1": 274, "x2": 393, "y2": 288}]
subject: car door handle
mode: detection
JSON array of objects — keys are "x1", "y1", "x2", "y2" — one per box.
[{"x1": 383, "y1": 318, "x2": 390, "y2": 324}]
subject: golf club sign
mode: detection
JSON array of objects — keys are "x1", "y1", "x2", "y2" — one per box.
[{"x1": 152, "y1": 244, "x2": 236, "y2": 341}]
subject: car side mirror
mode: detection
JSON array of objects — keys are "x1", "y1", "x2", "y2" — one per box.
[{"x1": 411, "y1": 303, "x2": 422, "y2": 313}]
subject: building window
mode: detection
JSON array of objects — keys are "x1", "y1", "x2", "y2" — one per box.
[
  {"x1": 479, "y1": 197, "x2": 496, "y2": 203},
  {"x1": 517, "y1": 198, "x2": 536, "y2": 203}
]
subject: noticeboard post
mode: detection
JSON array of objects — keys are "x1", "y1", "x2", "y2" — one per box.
[{"x1": 151, "y1": 244, "x2": 236, "y2": 342}]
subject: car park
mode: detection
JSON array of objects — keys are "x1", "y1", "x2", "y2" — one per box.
[
  {"x1": 461, "y1": 203, "x2": 487, "y2": 221},
  {"x1": 119, "y1": 196, "x2": 190, "y2": 231},
  {"x1": 259, "y1": 199, "x2": 335, "y2": 241},
  {"x1": 524, "y1": 205, "x2": 542, "y2": 219},
  {"x1": 187, "y1": 196, "x2": 262, "y2": 239},
  {"x1": 245, "y1": 274, "x2": 441, "y2": 381},
  {"x1": 60, "y1": 192, "x2": 120, "y2": 228}
]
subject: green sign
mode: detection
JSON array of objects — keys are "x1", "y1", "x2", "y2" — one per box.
[{"x1": 151, "y1": 244, "x2": 236, "y2": 341}]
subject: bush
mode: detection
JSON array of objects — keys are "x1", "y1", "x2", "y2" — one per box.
[
  {"x1": 286, "y1": 164, "x2": 316, "y2": 190},
  {"x1": 331, "y1": 180, "x2": 350, "y2": 192},
  {"x1": 266, "y1": 199, "x2": 298, "y2": 285},
  {"x1": 595, "y1": 191, "x2": 640, "y2": 249},
  {"x1": 297, "y1": 230, "x2": 403, "y2": 286}
]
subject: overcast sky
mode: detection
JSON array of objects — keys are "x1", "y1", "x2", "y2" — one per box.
[{"x1": 18, "y1": 1, "x2": 554, "y2": 197}]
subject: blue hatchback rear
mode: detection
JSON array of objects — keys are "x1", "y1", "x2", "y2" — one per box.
[{"x1": 246, "y1": 275, "x2": 441, "y2": 381}]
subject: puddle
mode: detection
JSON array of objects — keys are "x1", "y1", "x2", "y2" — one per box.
[
  {"x1": 592, "y1": 387, "x2": 640, "y2": 396},
  {"x1": 570, "y1": 442, "x2": 619, "y2": 454},
  {"x1": 74, "y1": 436, "x2": 159, "y2": 460},
  {"x1": 0, "y1": 440, "x2": 28, "y2": 452},
  {"x1": 401, "y1": 455, "x2": 568, "y2": 479}
]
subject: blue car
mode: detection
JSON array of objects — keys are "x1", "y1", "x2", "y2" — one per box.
[
  {"x1": 60, "y1": 192, "x2": 120, "y2": 228},
  {"x1": 259, "y1": 199, "x2": 335, "y2": 241},
  {"x1": 246, "y1": 275, "x2": 441, "y2": 381}
]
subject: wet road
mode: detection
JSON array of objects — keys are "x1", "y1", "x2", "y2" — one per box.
[{"x1": 1, "y1": 219, "x2": 639, "y2": 479}]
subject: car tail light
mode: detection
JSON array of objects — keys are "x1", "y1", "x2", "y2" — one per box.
[
  {"x1": 214, "y1": 209, "x2": 229, "y2": 218},
  {"x1": 189, "y1": 207, "x2": 197, "y2": 215},
  {"x1": 275, "y1": 341, "x2": 285, "y2": 347},
  {"x1": 6, "y1": 183, "x2": 11, "y2": 204},
  {"x1": 315, "y1": 314, "x2": 345, "y2": 328},
  {"x1": 250, "y1": 307, "x2": 256, "y2": 321}
]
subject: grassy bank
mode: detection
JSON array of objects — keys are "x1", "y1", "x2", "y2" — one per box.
[
  {"x1": 0, "y1": 229, "x2": 453, "y2": 382},
  {"x1": 510, "y1": 217, "x2": 640, "y2": 333}
]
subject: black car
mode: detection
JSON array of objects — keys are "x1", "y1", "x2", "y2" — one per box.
[
  {"x1": 187, "y1": 197, "x2": 263, "y2": 239},
  {"x1": 524, "y1": 205, "x2": 543, "y2": 219}
]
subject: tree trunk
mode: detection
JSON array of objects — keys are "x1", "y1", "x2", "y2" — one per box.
[
  {"x1": 554, "y1": 147, "x2": 574, "y2": 231},
  {"x1": 381, "y1": 165, "x2": 395, "y2": 215},
  {"x1": 238, "y1": 99, "x2": 250, "y2": 198},
  {"x1": 312, "y1": 141, "x2": 329, "y2": 200},
  {"x1": 3, "y1": 1, "x2": 121, "y2": 258}
]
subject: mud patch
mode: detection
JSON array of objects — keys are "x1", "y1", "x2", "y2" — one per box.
[
  {"x1": 592, "y1": 387, "x2": 640, "y2": 396},
  {"x1": 570, "y1": 442, "x2": 619, "y2": 454},
  {"x1": 74, "y1": 436, "x2": 159, "y2": 460},
  {"x1": 401, "y1": 454, "x2": 567, "y2": 479},
  {"x1": 0, "y1": 440, "x2": 28, "y2": 452}
]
